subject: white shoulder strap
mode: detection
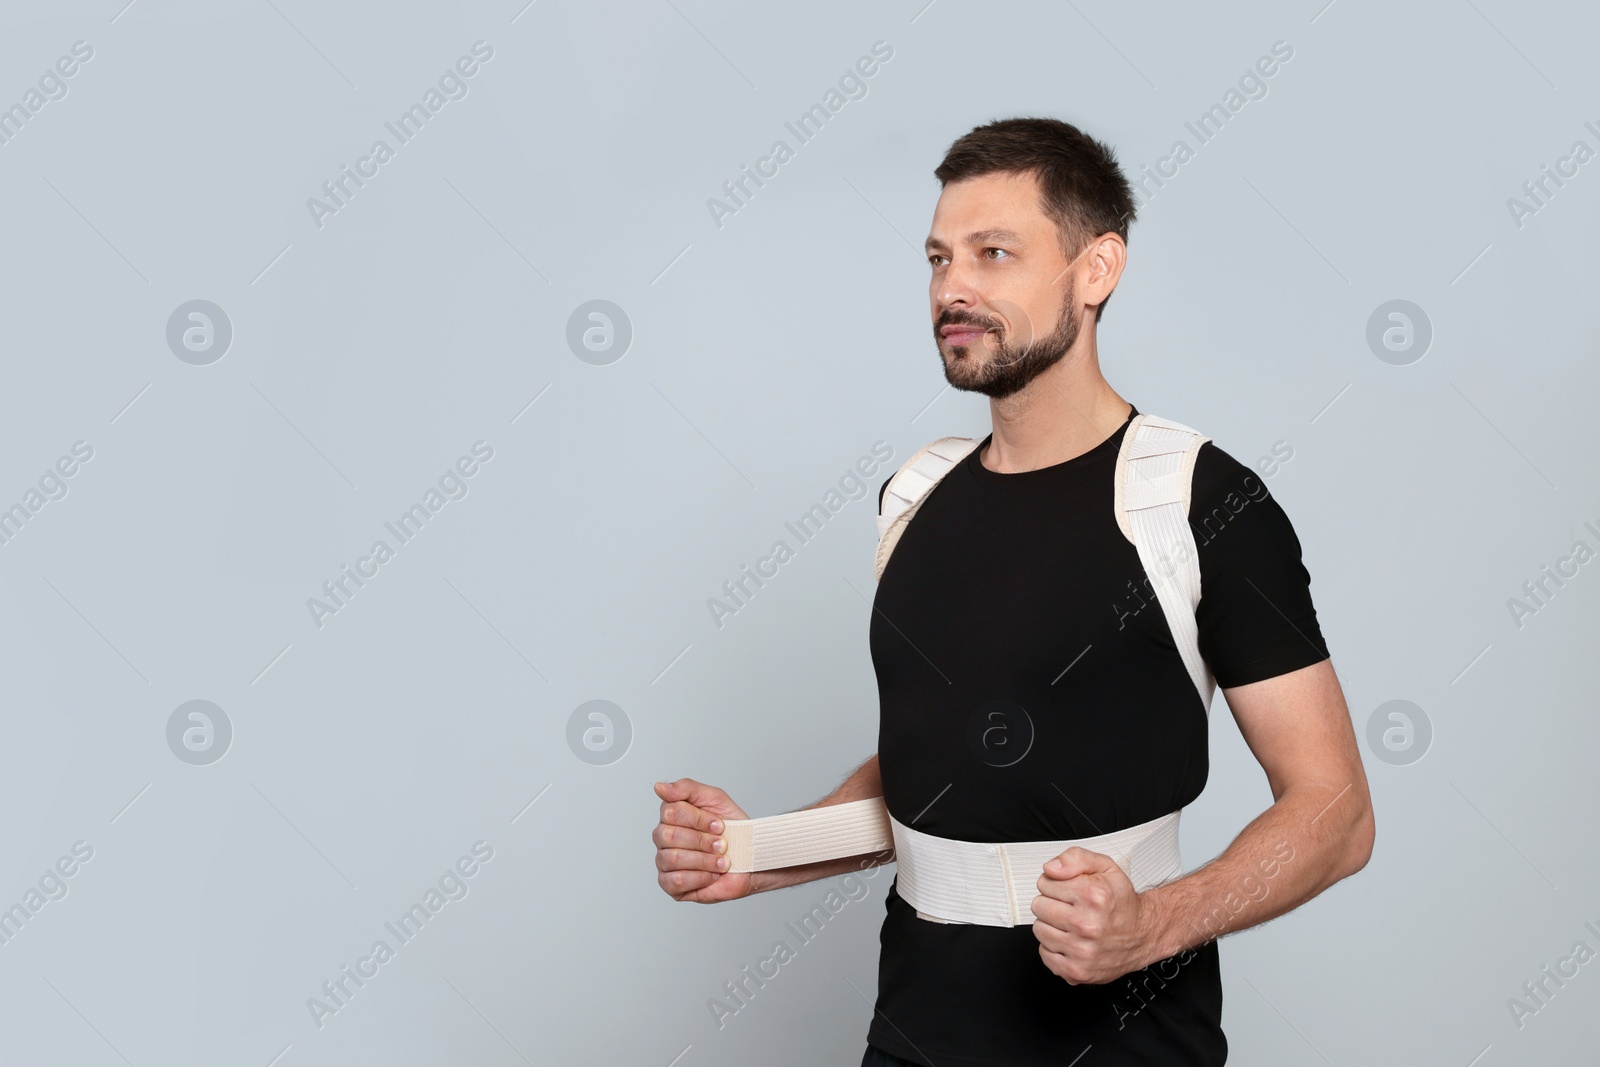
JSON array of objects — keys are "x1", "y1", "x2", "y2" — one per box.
[
  {"x1": 1113, "y1": 413, "x2": 1216, "y2": 711},
  {"x1": 872, "y1": 414, "x2": 1216, "y2": 712},
  {"x1": 874, "y1": 436, "x2": 980, "y2": 580}
]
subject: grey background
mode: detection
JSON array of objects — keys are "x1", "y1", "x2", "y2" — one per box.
[{"x1": 1, "y1": 0, "x2": 1596, "y2": 1064}]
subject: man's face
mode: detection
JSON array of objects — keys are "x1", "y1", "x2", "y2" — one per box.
[{"x1": 925, "y1": 171, "x2": 1086, "y2": 399}]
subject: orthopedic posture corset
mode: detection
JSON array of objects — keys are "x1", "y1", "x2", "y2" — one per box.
[{"x1": 722, "y1": 414, "x2": 1216, "y2": 927}]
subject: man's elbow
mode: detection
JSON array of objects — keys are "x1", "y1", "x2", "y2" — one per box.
[{"x1": 1337, "y1": 801, "x2": 1376, "y2": 880}]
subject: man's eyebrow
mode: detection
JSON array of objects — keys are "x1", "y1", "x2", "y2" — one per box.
[{"x1": 923, "y1": 228, "x2": 1026, "y2": 252}]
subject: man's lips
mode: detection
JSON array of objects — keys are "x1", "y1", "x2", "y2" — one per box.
[{"x1": 940, "y1": 325, "x2": 989, "y2": 344}]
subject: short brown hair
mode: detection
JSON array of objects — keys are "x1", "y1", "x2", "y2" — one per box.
[{"x1": 934, "y1": 117, "x2": 1136, "y2": 320}]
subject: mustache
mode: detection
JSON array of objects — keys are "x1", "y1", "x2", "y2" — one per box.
[{"x1": 937, "y1": 311, "x2": 999, "y2": 330}]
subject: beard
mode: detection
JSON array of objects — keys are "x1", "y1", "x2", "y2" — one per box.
[{"x1": 935, "y1": 282, "x2": 1081, "y2": 399}]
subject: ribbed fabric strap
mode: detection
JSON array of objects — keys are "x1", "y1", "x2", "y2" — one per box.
[
  {"x1": 721, "y1": 797, "x2": 893, "y2": 873},
  {"x1": 874, "y1": 437, "x2": 980, "y2": 580},
  {"x1": 721, "y1": 797, "x2": 1182, "y2": 928},
  {"x1": 1113, "y1": 413, "x2": 1217, "y2": 712},
  {"x1": 892, "y1": 808, "x2": 1182, "y2": 927}
]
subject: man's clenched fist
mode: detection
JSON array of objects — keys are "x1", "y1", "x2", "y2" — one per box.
[
  {"x1": 1031, "y1": 846, "x2": 1155, "y2": 985},
  {"x1": 653, "y1": 778, "x2": 757, "y2": 904}
]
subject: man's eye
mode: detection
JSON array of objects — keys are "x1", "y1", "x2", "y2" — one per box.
[
  {"x1": 929, "y1": 255, "x2": 947, "y2": 267},
  {"x1": 983, "y1": 247, "x2": 1008, "y2": 260}
]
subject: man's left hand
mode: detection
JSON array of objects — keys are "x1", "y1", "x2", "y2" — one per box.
[{"x1": 1031, "y1": 846, "x2": 1154, "y2": 985}]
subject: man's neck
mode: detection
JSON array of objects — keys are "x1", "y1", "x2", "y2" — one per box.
[{"x1": 979, "y1": 338, "x2": 1130, "y2": 474}]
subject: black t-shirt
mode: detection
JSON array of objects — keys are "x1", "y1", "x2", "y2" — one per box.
[{"x1": 865, "y1": 404, "x2": 1328, "y2": 1067}]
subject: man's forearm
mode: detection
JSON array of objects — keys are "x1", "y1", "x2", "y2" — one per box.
[
  {"x1": 747, "y1": 755, "x2": 895, "y2": 894},
  {"x1": 1134, "y1": 779, "x2": 1374, "y2": 967}
]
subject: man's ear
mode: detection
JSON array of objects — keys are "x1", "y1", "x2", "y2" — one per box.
[{"x1": 1085, "y1": 233, "x2": 1127, "y2": 305}]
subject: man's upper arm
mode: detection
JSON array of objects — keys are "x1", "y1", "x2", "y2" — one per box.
[
  {"x1": 1188, "y1": 442, "x2": 1355, "y2": 797},
  {"x1": 1190, "y1": 441, "x2": 1328, "y2": 688},
  {"x1": 1221, "y1": 659, "x2": 1365, "y2": 804}
]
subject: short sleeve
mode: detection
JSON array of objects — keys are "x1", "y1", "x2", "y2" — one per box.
[{"x1": 1189, "y1": 442, "x2": 1329, "y2": 689}]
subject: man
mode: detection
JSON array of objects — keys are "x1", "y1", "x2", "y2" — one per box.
[{"x1": 653, "y1": 116, "x2": 1374, "y2": 1066}]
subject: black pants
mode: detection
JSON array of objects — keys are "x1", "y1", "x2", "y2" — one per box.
[{"x1": 860, "y1": 1043, "x2": 924, "y2": 1067}]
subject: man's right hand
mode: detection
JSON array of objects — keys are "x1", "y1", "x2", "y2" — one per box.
[{"x1": 653, "y1": 778, "x2": 757, "y2": 904}]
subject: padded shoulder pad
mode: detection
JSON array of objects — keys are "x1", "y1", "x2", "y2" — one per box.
[
  {"x1": 874, "y1": 436, "x2": 979, "y2": 580},
  {"x1": 1113, "y1": 413, "x2": 1211, "y2": 542}
]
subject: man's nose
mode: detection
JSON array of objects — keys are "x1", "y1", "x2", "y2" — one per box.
[{"x1": 935, "y1": 264, "x2": 979, "y2": 314}]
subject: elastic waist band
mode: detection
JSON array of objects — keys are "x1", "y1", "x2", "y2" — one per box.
[{"x1": 721, "y1": 798, "x2": 1182, "y2": 927}]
